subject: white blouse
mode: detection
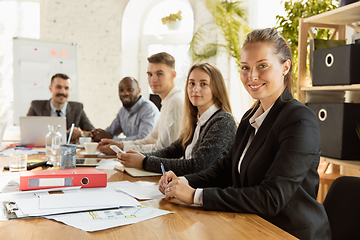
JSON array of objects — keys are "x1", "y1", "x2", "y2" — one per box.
[{"x1": 184, "y1": 104, "x2": 219, "y2": 159}]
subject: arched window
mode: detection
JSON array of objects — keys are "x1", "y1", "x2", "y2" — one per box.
[{"x1": 139, "y1": 0, "x2": 194, "y2": 98}]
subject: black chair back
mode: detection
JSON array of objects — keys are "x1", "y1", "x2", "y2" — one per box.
[
  {"x1": 323, "y1": 176, "x2": 360, "y2": 240},
  {"x1": 150, "y1": 94, "x2": 162, "y2": 111}
]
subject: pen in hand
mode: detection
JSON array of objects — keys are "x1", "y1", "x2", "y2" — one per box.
[
  {"x1": 161, "y1": 163, "x2": 166, "y2": 175},
  {"x1": 160, "y1": 163, "x2": 169, "y2": 187}
]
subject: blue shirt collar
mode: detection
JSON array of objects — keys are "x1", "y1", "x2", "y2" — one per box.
[
  {"x1": 127, "y1": 96, "x2": 144, "y2": 114},
  {"x1": 50, "y1": 100, "x2": 67, "y2": 117}
]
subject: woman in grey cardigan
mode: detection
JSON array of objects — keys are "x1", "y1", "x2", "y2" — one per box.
[{"x1": 116, "y1": 63, "x2": 237, "y2": 176}]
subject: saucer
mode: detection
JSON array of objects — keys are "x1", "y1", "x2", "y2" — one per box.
[
  {"x1": 76, "y1": 144, "x2": 85, "y2": 149},
  {"x1": 81, "y1": 151, "x2": 100, "y2": 156}
]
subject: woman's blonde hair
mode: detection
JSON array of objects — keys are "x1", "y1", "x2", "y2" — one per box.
[
  {"x1": 242, "y1": 28, "x2": 294, "y2": 109},
  {"x1": 180, "y1": 63, "x2": 232, "y2": 147}
]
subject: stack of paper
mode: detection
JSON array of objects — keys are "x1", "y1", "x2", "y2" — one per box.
[
  {"x1": 14, "y1": 190, "x2": 139, "y2": 217},
  {"x1": 0, "y1": 177, "x2": 171, "y2": 232}
]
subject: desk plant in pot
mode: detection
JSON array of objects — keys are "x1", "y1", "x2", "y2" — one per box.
[{"x1": 162, "y1": 10, "x2": 182, "y2": 30}]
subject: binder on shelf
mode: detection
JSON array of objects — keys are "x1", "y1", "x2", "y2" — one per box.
[
  {"x1": 19, "y1": 168, "x2": 107, "y2": 191},
  {"x1": 307, "y1": 102, "x2": 360, "y2": 160},
  {"x1": 312, "y1": 44, "x2": 360, "y2": 86}
]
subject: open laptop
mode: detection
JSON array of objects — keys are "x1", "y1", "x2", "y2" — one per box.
[{"x1": 20, "y1": 116, "x2": 67, "y2": 146}]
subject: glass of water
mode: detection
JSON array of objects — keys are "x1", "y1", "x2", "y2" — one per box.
[
  {"x1": 59, "y1": 144, "x2": 76, "y2": 169},
  {"x1": 9, "y1": 154, "x2": 27, "y2": 172}
]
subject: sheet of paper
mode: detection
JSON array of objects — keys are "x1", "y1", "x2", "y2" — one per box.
[
  {"x1": 46, "y1": 205, "x2": 172, "y2": 232},
  {"x1": 0, "y1": 191, "x2": 48, "y2": 221},
  {"x1": 116, "y1": 181, "x2": 164, "y2": 200},
  {"x1": 39, "y1": 192, "x2": 127, "y2": 209},
  {"x1": 0, "y1": 172, "x2": 20, "y2": 192},
  {"x1": 95, "y1": 158, "x2": 119, "y2": 169}
]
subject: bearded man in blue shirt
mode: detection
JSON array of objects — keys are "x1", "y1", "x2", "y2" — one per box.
[{"x1": 91, "y1": 76, "x2": 160, "y2": 142}]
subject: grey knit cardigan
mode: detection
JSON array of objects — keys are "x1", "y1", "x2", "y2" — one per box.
[{"x1": 142, "y1": 109, "x2": 237, "y2": 176}]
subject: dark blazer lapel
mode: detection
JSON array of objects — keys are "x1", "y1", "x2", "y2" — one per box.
[
  {"x1": 44, "y1": 99, "x2": 52, "y2": 116},
  {"x1": 65, "y1": 102, "x2": 73, "y2": 129},
  {"x1": 239, "y1": 89, "x2": 293, "y2": 185}
]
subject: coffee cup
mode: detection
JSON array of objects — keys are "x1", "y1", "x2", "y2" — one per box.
[
  {"x1": 84, "y1": 142, "x2": 98, "y2": 154},
  {"x1": 79, "y1": 137, "x2": 91, "y2": 147}
]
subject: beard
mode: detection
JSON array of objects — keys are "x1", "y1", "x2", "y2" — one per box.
[
  {"x1": 121, "y1": 95, "x2": 140, "y2": 109},
  {"x1": 122, "y1": 100, "x2": 136, "y2": 109}
]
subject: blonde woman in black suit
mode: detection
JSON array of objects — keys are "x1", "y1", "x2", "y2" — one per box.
[{"x1": 159, "y1": 28, "x2": 331, "y2": 240}]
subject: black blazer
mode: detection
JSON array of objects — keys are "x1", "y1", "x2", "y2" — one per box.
[
  {"x1": 27, "y1": 99, "x2": 94, "y2": 131},
  {"x1": 185, "y1": 90, "x2": 331, "y2": 240}
]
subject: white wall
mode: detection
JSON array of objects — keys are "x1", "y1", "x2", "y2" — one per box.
[
  {"x1": 42, "y1": 0, "x2": 217, "y2": 128},
  {"x1": 43, "y1": 0, "x2": 129, "y2": 128},
  {"x1": 248, "y1": 0, "x2": 286, "y2": 29}
]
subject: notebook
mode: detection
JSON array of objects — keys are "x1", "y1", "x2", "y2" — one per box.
[
  {"x1": 20, "y1": 116, "x2": 67, "y2": 146},
  {"x1": 114, "y1": 163, "x2": 162, "y2": 177}
]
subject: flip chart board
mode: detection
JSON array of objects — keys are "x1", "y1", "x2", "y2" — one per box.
[{"x1": 13, "y1": 37, "x2": 78, "y2": 125}]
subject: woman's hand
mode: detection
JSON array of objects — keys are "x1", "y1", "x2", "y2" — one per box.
[
  {"x1": 158, "y1": 171, "x2": 196, "y2": 205},
  {"x1": 158, "y1": 170, "x2": 177, "y2": 194},
  {"x1": 117, "y1": 150, "x2": 145, "y2": 168}
]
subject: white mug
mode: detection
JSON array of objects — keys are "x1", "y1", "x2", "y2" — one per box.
[
  {"x1": 84, "y1": 142, "x2": 98, "y2": 154},
  {"x1": 79, "y1": 137, "x2": 91, "y2": 147}
]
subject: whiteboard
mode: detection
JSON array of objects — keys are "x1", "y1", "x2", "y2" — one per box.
[{"x1": 13, "y1": 37, "x2": 78, "y2": 125}]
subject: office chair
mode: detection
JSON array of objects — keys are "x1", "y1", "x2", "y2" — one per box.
[
  {"x1": 322, "y1": 176, "x2": 360, "y2": 240},
  {"x1": 149, "y1": 94, "x2": 162, "y2": 111}
]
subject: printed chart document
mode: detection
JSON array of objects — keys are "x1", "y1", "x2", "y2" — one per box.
[
  {"x1": 46, "y1": 205, "x2": 172, "y2": 232},
  {"x1": 116, "y1": 181, "x2": 164, "y2": 200}
]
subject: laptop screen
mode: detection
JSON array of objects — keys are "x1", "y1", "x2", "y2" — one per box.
[{"x1": 20, "y1": 116, "x2": 67, "y2": 146}]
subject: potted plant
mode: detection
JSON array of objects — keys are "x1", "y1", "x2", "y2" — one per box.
[
  {"x1": 189, "y1": 0, "x2": 249, "y2": 72},
  {"x1": 161, "y1": 10, "x2": 182, "y2": 30}
]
